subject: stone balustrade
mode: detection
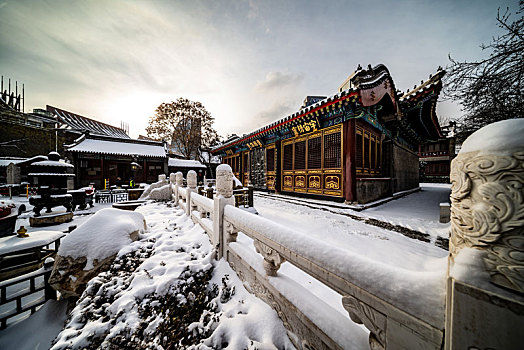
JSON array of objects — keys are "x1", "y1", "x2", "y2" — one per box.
[{"x1": 167, "y1": 120, "x2": 524, "y2": 350}]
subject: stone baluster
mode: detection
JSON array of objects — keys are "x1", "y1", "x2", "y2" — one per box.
[
  {"x1": 175, "y1": 172, "x2": 183, "y2": 205},
  {"x1": 158, "y1": 174, "x2": 167, "y2": 183},
  {"x1": 446, "y1": 119, "x2": 524, "y2": 349},
  {"x1": 253, "y1": 240, "x2": 286, "y2": 277},
  {"x1": 213, "y1": 164, "x2": 235, "y2": 259},
  {"x1": 169, "y1": 172, "x2": 176, "y2": 201},
  {"x1": 187, "y1": 170, "x2": 197, "y2": 217}
]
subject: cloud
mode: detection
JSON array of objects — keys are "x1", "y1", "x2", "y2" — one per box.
[
  {"x1": 255, "y1": 71, "x2": 304, "y2": 92},
  {"x1": 247, "y1": 0, "x2": 259, "y2": 20},
  {"x1": 255, "y1": 100, "x2": 298, "y2": 125}
]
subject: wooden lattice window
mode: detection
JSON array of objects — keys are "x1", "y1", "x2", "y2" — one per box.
[
  {"x1": 243, "y1": 153, "x2": 248, "y2": 173},
  {"x1": 307, "y1": 137, "x2": 321, "y2": 169},
  {"x1": 283, "y1": 144, "x2": 293, "y2": 170},
  {"x1": 294, "y1": 141, "x2": 306, "y2": 170},
  {"x1": 364, "y1": 133, "x2": 370, "y2": 169},
  {"x1": 371, "y1": 137, "x2": 376, "y2": 169},
  {"x1": 324, "y1": 132, "x2": 341, "y2": 168},
  {"x1": 377, "y1": 140, "x2": 382, "y2": 170},
  {"x1": 356, "y1": 132, "x2": 363, "y2": 168},
  {"x1": 266, "y1": 148, "x2": 275, "y2": 172}
]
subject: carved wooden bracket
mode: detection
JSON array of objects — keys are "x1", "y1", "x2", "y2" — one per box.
[
  {"x1": 253, "y1": 240, "x2": 286, "y2": 277},
  {"x1": 342, "y1": 295, "x2": 386, "y2": 350}
]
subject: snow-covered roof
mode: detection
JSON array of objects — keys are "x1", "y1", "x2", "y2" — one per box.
[
  {"x1": 168, "y1": 158, "x2": 207, "y2": 168},
  {"x1": 27, "y1": 173, "x2": 75, "y2": 176},
  {"x1": 32, "y1": 160, "x2": 74, "y2": 168},
  {"x1": 0, "y1": 156, "x2": 48, "y2": 167},
  {"x1": 68, "y1": 138, "x2": 166, "y2": 158},
  {"x1": 0, "y1": 158, "x2": 25, "y2": 167},
  {"x1": 47, "y1": 105, "x2": 130, "y2": 139}
]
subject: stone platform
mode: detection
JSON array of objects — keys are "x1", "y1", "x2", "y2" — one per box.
[
  {"x1": 29, "y1": 212, "x2": 73, "y2": 227},
  {"x1": 112, "y1": 200, "x2": 145, "y2": 211}
]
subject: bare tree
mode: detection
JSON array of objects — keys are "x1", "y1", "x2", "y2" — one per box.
[
  {"x1": 445, "y1": 2, "x2": 523, "y2": 142},
  {"x1": 146, "y1": 98, "x2": 219, "y2": 159}
]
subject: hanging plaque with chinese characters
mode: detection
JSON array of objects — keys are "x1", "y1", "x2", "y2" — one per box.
[
  {"x1": 291, "y1": 117, "x2": 320, "y2": 137},
  {"x1": 246, "y1": 139, "x2": 264, "y2": 150}
]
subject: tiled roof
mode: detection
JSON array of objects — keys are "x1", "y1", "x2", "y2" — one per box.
[
  {"x1": 47, "y1": 105, "x2": 130, "y2": 139},
  {"x1": 400, "y1": 68, "x2": 445, "y2": 103},
  {"x1": 67, "y1": 138, "x2": 166, "y2": 158},
  {"x1": 168, "y1": 158, "x2": 206, "y2": 168}
]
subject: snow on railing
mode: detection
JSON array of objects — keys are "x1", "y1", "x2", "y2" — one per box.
[
  {"x1": 169, "y1": 120, "x2": 524, "y2": 350},
  {"x1": 169, "y1": 165, "x2": 444, "y2": 349}
]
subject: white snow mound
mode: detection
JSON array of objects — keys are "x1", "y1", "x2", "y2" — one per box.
[
  {"x1": 58, "y1": 208, "x2": 146, "y2": 269},
  {"x1": 460, "y1": 118, "x2": 524, "y2": 154}
]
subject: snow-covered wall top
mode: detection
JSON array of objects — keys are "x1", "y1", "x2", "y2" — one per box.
[
  {"x1": 460, "y1": 119, "x2": 524, "y2": 154},
  {"x1": 168, "y1": 158, "x2": 206, "y2": 168},
  {"x1": 68, "y1": 138, "x2": 166, "y2": 158}
]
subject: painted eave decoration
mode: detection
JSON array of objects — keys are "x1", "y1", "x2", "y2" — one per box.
[{"x1": 212, "y1": 64, "x2": 445, "y2": 155}]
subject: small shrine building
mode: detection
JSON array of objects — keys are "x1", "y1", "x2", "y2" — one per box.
[{"x1": 212, "y1": 64, "x2": 445, "y2": 204}]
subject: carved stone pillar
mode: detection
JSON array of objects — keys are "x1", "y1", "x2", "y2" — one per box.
[
  {"x1": 449, "y1": 131, "x2": 524, "y2": 293},
  {"x1": 175, "y1": 172, "x2": 183, "y2": 187},
  {"x1": 216, "y1": 164, "x2": 233, "y2": 198},
  {"x1": 158, "y1": 174, "x2": 167, "y2": 182},
  {"x1": 214, "y1": 164, "x2": 235, "y2": 259},
  {"x1": 446, "y1": 119, "x2": 524, "y2": 349},
  {"x1": 169, "y1": 172, "x2": 176, "y2": 184},
  {"x1": 187, "y1": 170, "x2": 197, "y2": 189}
]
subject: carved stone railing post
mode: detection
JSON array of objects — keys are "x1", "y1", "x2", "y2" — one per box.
[
  {"x1": 213, "y1": 164, "x2": 235, "y2": 259},
  {"x1": 253, "y1": 240, "x2": 286, "y2": 277},
  {"x1": 169, "y1": 172, "x2": 176, "y2": 201},
  {"x1": 175, "y1": 172, "x2": 183, "y2": 204},
  {"x1": 446, "y1": 119, "x2": 524, "y2": 349},
  {"x1": 158, "y1": 174, "x2": 167, "y2": 183},
  {"x1": 187, "y1": 170, "x2": 197, "y2": 217}
]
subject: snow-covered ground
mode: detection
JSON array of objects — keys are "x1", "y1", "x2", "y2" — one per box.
[
  {"x1": 0, "y1": 202, "x2": 294, "y2": 349},
  {"x1": 256, "y1": 183, "x2": 451, "y2": 241},
  {"x1": 0, "y1": 184, "x2": 450, "y2": 349},
  {"x1": 361, "y1": 183, "x2": 451, "y2": 239},
  {"x1": 254, "y1": 187, "x2": 449, "y2": 270}
]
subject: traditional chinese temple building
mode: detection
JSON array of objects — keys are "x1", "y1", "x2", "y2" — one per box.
[
  {"x1": 212, "y1": 64, "x2": 445, "y2": 203},
  {"x1": 65, "y1": 134, "x2": 167, "y2": 188}
]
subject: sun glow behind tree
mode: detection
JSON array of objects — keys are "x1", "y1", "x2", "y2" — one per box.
[{"x1": 146, "y1": 98, "x2": 219, "y2": 160}]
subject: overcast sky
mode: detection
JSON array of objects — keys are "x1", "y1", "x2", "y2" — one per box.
[{"x1": 0, "y1": 0, "x2": 518, "y2": 138}]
